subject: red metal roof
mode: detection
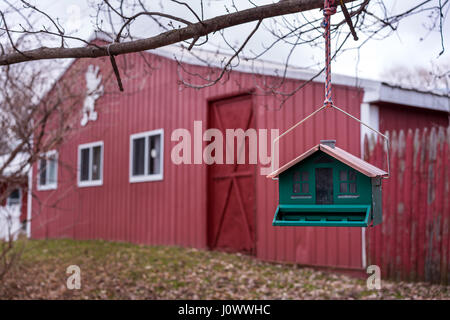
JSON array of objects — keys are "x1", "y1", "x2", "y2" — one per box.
[{"x1": 267, "y1": 143, "x2": 388, "y2": 178}]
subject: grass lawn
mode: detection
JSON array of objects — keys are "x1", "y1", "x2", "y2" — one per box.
[{"x1": 1, "y1": 239, "x2": 448, "y2": 299}]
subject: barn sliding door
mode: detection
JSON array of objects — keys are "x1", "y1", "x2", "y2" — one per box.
[{"x1": 207, "y1": 95, "x2": 256, "y2": 254}]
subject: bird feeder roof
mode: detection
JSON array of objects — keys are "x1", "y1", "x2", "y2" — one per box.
[{"x1": 267, "y1": 143, "x2": 388, "y2": 179}]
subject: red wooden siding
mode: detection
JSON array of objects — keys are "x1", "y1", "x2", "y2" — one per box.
[
  {"x1": 365, "y1": 126, "x2": 450, "y2": 284},
  {"x1": 31, "y1": 48, "x2": 365, "y2": 270},
  {"x1": 378, "y1": 102, "x2": 449, "y2": 133},
  {"x1": 20, "y1": 186, "x2": 27, "y2": 223}
]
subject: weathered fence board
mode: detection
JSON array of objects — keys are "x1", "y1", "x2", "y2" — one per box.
[{"x1": 365, "y1": 126, "x2": 450, "y2": 285}]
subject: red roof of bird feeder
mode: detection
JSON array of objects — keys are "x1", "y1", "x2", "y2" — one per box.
[{"x1": 267, "y1": 142, "x2": 388, "y2": 179}]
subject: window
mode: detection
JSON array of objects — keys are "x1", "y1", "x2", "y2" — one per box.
[
  {"x1": 315, "y1": 167, "x2": 334, "y2": 204},
  {"x1": 293, "y1": 170, "x2": 310, "y2": 194},
  {"x1": 37, "y1": 150, "x2": 58, "y2": 190},
  {"x1": 130, "y1": 129, "x2": 163, "y2": 183},
  {"x1": 78, "y1": 141, "x2": 103, "y2": 187},
  {"x1": 339, "y1": 169, "x2": 357, "y2": 194},
  {"x1": 7, "y1": 189, "x2": 21, "y2": 207}
]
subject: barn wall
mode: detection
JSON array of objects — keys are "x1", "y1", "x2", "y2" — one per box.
[
  {"x1": 31, "y1": 53, "x2": 211, "y2": 248},
  {"x1": 31, "y1": 49, "x2": 365, "y2": 269},
  {"x1": 378, "y1": 102, "x2": 449, "y2": 133},
  {"x1": 365, "y1": 126, "x2": 450, "y2": 284}
]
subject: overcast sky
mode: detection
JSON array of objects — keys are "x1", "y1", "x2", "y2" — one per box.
[{"x1": 6, "y1": 0, "x2": 450, "y2": 81}]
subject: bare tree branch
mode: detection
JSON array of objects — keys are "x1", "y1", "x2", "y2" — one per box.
[{"x1": 0, "y1": 0, "x2": 358, "y2": 66}]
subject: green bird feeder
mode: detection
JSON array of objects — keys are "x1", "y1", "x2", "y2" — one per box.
[
  {"x1": 267, "y1": 0, "x2": 389, "y2": 228},
  {"x1": 267, "y1": 140, "x2": 388, "y2": 228}
]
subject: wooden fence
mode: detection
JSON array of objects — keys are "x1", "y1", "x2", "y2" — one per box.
[{"x1": 364, "y1": 126, "x2": 450, "y2": 285}]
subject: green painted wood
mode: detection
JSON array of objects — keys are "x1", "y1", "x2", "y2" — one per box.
[
  {"x1": 278, "y1": 151, "x2": 372, "y2": 206},
  {"x1": 272, "y1": 204, "x2": 372, "y2": 227},
  {"x1": 275, "y1": 150, "x2": 378, "y2": 227},
  {"x1": 371, "y1": 177, "x2": 383, "y2": 226}
]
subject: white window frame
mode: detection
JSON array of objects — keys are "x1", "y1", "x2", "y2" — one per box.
[
  {"x1": 77, "y1": 141, "x2": 104, "y2": 187},
  {"x1": 37, "y1": 150, "x2": 58, "y2": 191},
  {"x1": 129, "y1": 129, "x2": 164, "y2": 183},
  {"x1": 6, "y1": 188, "x2": 21, "y2": 207}
]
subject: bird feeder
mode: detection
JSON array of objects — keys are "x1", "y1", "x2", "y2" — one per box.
[
  {"x1": 267, "y1": 140, "x2": 388, "y2": 227},
  {"x1": 265, "y1": 0, "x2": 389, "y2": 227}
]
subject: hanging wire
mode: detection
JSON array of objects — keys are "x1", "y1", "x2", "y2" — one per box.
[
  {"x1": 326, "y1": 104, "x2": 390, "y2": 179},
  {"x1": 270, "y1": 105, "x2": 326, "y2": 178},
  {"x1": 270, "y1": 104, "x2": 390, "y2": 180},
  {"x1": 269, "y1": 0, "x2": 390, "y2": 180}
]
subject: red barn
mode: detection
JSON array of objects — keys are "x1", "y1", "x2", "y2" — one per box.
[{"x1": 29, "y1": 36, "x2": 449, "y2": 272}]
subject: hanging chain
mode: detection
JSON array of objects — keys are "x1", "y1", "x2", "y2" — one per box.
[{"x1": 321, "y1": 0, "x2": 338, "y2": 108}]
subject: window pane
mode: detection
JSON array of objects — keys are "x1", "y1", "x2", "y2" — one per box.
[
  {"x1": 92, "y1": 146, "x2": 101, "y2": 180},
  {"x1": 293, "y1": 171, "x2": 301, "y2": 182},
  {"x1": 301, "y1": 171, "x2": 309, "y2": 181},
  {"x1": 133, "y1": 137, "x2": 145, "y2": 176},
  {"x1": 8, "y1": 189, "x2": 20, "y2": 206},
  {"x1": 48, "y1": 156, "x2": 57, "y2": 184},
  {"x1": 302, "y1": 183, "x2": 309, "y2": 193},
  {"x1": 39, "y1": 159, "x2": 47, "y2": 186},
  {"x1": 148, "y1": 134, "x2": 161, "y2": 175},
  {"x1": 9, "y1": 189, "x2": 20, "y2": 199},
  {"x1": 340, "y1": 182, "x2": 347, "y2": 193},
  {"x1": 80, "y1": 148, "x2": 90, "y2": 181},
  {"x1": 293, "y1": 183, "x2": 301, "y2": 193},
  {"x1": 348, "y1": 170, "x2": 357, "y2": 181},
  {"x1": 349, "y1": 183, "x2": 357, "y2": 193},
  {"x1": 340, "y1": 170, "x2": 347, "y2": 181}
]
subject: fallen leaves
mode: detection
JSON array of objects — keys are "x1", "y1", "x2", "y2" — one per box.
[{"x1": 0, "y1": 239, "x2": 448, "y2": 300}]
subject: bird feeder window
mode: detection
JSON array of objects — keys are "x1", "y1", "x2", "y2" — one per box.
[
  {"x1": 293, "y1": 171, "x2": 310, "y2": 194},
  {"x1": 315, "y1": 167, "x2": 333, "y2": 204},
  {"x1": 339, "y1": 169, "x2": 358, "y2": 195}
]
